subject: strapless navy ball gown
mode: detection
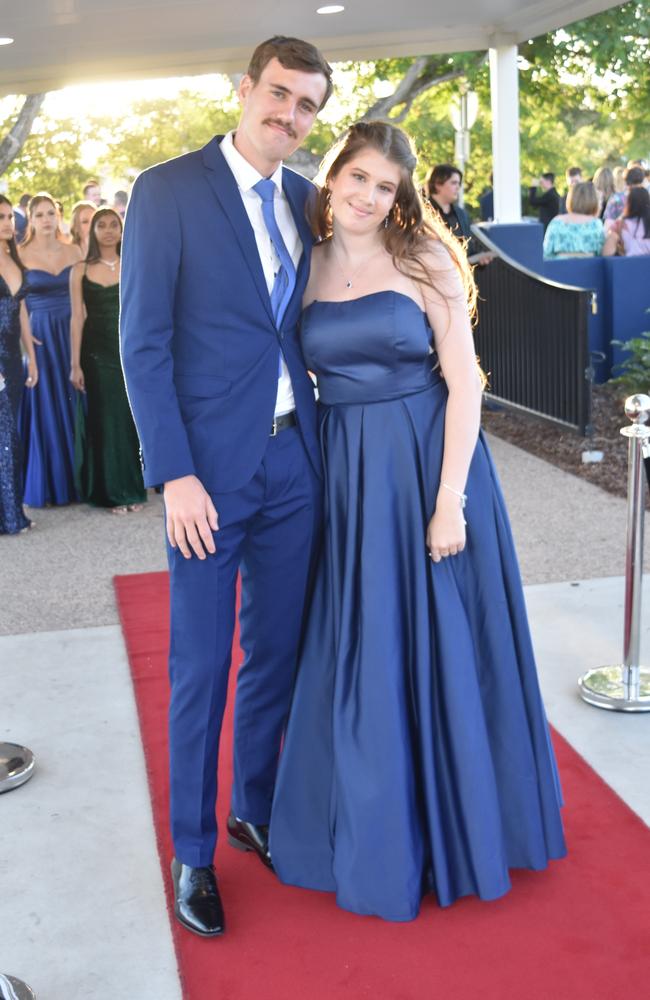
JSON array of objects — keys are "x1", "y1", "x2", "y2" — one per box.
[
  {"x1": 270, "y1": 291, "x2": 566, "y2": 921},
  {"x1": 18, "y1": 267, "x2": 77, "y2": 507}
]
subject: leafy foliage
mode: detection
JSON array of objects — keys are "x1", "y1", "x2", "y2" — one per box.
[
  {"x1": 610, "y1": 326, "x2": 650, "y2": 398},
  {"x1": 91, "y1": 90, "x2": 240, "y2": 179},
  {"x1": 1, "y1": 108, "x2": 89, "y2": 209}
]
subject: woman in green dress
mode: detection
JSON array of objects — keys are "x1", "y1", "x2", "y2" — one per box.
[{"x1": 70, "y1": 207, "x2": 146, "y2": 512}]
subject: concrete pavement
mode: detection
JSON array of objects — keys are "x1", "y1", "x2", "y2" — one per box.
[{"x1": 1, "y1": 433, "x2": 649, "y2": 999}]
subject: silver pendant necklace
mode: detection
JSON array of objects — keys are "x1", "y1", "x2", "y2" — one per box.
[
  {"x1": 331, "y1": 240, "x2": 383, "y2": 289},
  {"x1": 99, "y1": 257, "x2": 118, "y2": 271}
]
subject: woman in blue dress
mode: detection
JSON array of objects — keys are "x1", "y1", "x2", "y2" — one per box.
[
  {"x1": 18, "y1": 193, "x2": 81, "y2": 507},
  {"x1": 270, "y1": 122, "x2": 566, "y2": 921},
  {"x1": 0, "y1": 196, "x2": 39, "y2": 534}
]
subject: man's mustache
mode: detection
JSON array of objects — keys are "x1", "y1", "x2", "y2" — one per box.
[{"x1": 263, "y1": 118, "x2": 297, "y2": 138}]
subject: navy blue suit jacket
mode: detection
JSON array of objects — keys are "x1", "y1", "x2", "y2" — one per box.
[{"x1": 120, "y1": 136, "x2": 320, "y2": 493}]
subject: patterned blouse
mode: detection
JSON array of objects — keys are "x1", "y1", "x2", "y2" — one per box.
[
  {"x1": 543, "y1": 216, "x2": 605, "y2": 259},
  {"x1": 604, "y1": 191, "x2": 626, "y2": 223}
]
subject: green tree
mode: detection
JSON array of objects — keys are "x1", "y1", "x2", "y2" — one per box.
[
  {"x1": 2, "y1": 110, "x2": 91, "y2": 210},
  {"x1": 95, "y1": 89, "x2": 240, "y2": 179}
]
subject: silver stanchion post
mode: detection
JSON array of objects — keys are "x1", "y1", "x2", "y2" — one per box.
[
  {"x1": 0, "y1": 974, "x2": 36, "y2": 999},
  {"x1": 579, "y1": 393, "x2": 650, "y2": 711},
  {"x1": 0, "y1": 743, "x2": 35, "y2": 793}
]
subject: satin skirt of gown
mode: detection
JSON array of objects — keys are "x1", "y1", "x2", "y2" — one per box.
[
  {"x1": 0, "y1": 276, "x2": 31, "y2": 534},
  {"x1": 270, "y1": 291, "x2": 566, "y2": 922},
  {"x1": 74, "y1": 277, "x2": 146, "y2": 508},
  {"x1": 18, "y1": 267, "x2": 77, "y2": 507}
]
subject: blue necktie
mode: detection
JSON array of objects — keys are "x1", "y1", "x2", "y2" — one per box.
[{"x1": 253, "y1": 178, "x2": 297, "y2": 333}]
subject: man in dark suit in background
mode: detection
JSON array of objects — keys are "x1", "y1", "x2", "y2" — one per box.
[
  {"x1": 425, "y1": 163, "x2": 494, "y2": 265},
  {"x1": 479, "y1": 173, "x2": 494, "y2": 222},
  {"x1": 528, "y1": 173, "x2": 560, "y2": 231}
]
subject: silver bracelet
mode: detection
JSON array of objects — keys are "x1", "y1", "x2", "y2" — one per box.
[{"x1": 441, "y1": 482, "x2": 467, "y2": 508}]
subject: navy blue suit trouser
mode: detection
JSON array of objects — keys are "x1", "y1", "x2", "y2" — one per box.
[{"x1": 166, "y1": 426, "x2": 322, "y2": 867}]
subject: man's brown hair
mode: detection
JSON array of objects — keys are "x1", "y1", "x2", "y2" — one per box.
[
  {"x1": 625, "y1": 166, "x2": 646, "y2": 187},
  {"x1": 246, "y1": 35, "x2": 333, "y2": 109}
]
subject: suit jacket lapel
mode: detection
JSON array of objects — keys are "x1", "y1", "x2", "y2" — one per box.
[
  {"x1": 201, "y1": 136, "x2": 274, "y2": 325},
  {"x1": 283, "y1": 171, "x2": 314, "y2": 295}
]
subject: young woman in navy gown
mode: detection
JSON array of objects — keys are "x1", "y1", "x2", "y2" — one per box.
[
  {"x1": 270, "y1": 122, "x2": 566, "y2": 921},
  {"x1": 0, "y1": 196, "x2": 38, "y2": 534},
  {"x1": 18, "y1": 194, "x2": 81, "y2": 507}
]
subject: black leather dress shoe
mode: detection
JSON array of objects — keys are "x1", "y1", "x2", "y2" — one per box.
[
  {"x1": 227, "y1": 811, "x2": 274, "y2": 870},
  {"x1": 171, "y1": 858, "x2": 225, "y2": 937}
]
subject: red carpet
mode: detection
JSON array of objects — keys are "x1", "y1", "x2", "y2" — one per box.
[{"x1": 115, "y1": 570, "x2": 650, "y2": 1000}]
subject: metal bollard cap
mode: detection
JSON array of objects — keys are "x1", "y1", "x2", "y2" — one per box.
[{"x1": 624, "y1": 394, "x2": 650, "y2": 424}]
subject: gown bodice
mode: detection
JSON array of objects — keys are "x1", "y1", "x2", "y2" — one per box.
[
  {"x1": 81, "y1": 277, "x2": 121, "y2": 368},
  {"x1": 25, "y1": 266, "x2": 72, "y2": 312},
  {"x1": 301, "y1": 290, "x2": 442, "y2": 406}
]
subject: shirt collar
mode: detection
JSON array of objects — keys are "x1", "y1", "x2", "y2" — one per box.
[{"x1": 221, "y1": 131, "x2": 284, "y2": 195}]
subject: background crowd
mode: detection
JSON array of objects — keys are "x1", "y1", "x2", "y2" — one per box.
[
  {"x1": 1, "y1": 152, "x2": 649, "y2": 536},
  {"x1": 522, "y1": 160, "x2": 650, "y2": 259},
  {"x1": 0, "y1": 180, "x2": 145, "y2": 536}
]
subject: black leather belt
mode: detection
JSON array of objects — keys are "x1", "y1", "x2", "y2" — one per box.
[{"x1": 271, "y1": 411, "x2": 297, "y2": 436}]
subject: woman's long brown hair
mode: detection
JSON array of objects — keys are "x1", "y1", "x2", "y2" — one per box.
[
  {"x1": 0, "y1": 194, "x2": 25, "y2": 273},
  {"x1": 311, "y1": 121, "x2": 477, "y2": 322},
  {"x1": 70, "y1": 200, "x2": 96, "y2": 248}
]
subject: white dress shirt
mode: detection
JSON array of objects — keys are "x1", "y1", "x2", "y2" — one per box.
[{"x1": 220, "y1": 130, "x2": 301, "y2": 417}]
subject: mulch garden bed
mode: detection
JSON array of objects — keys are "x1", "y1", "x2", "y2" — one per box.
[{"x1": 481, "y1": 383, "x2": 649, "y2": 506}]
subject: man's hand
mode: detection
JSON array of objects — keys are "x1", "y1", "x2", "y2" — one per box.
[
  {"x1": 468, "y1": 251, "x2": 496, "y2": 266},
  {"x1": 164, "y1": 475, "x2": 219, "y2": 560}
]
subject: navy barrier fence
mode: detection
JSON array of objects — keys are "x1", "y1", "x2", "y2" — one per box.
[{"x1": 472, "y1": 227, "x2": 593, "y2": 436}]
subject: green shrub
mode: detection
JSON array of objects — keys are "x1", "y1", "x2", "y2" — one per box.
[{"x1": 610, "y1": 328, "x2": 650, "y2": 398}]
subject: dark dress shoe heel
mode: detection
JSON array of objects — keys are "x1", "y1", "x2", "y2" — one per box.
[
  {"x1": 171, "y1": 858, "x2": 225, "y2": 937},
  {"x1": 226, "y1": 811, "x2": 274, "y2": 870},
  {"x1": 227, "y1": 832, "x2": 252, "y2": 853}
]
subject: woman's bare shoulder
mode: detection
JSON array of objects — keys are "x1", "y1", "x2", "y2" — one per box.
[{"x1": 420, "y1": 237, "x2": 456, "y2": 268}]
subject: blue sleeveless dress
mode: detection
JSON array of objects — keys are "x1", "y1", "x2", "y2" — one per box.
[
  {"x1": 269, "y1": 291, "x2": 566, "y2": 921},
  {"x1": 0, "y1": 274, "x2": 31, "y2": 533},
  {"x1": 18, "y1": 267, "x2": 77, "y2": 507}
]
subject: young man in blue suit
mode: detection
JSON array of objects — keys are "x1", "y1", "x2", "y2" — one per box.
[{"x1": 120, "y1": 36, "x2": 332, "y2": 937}]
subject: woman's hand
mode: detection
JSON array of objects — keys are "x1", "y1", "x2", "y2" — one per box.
[
  {"x1": 426, "y1": 492, "x2": 466, "y2": 563},
  {"x1": 70, "y1": 363, "x2": 85, "y2": 392},
  {"x1": 25, "y1": 359, "x2": 38, "y2": 389}
]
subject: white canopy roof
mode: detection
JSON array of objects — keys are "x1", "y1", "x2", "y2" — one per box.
[{"x1": 0, "y1": 0, "x2": 626, "y2": 96}]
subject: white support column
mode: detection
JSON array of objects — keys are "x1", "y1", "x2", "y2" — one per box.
[{"x1": 489, "y1": 38, "x2": 521, "y2": 223}]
